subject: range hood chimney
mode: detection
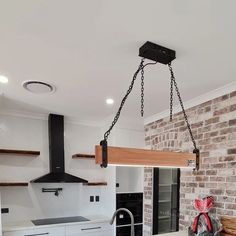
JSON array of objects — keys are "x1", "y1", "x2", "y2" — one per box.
[{"x1": 31, "y1": 114, "x2": 88, "y2": 183}]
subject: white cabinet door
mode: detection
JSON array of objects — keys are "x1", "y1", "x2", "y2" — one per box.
[
  {"x1": 3, "y1": 232, "x2": 22, "y2": 236},
  {"x1": 3, "y1": 226, "x2": 65, "y2": 236},
  {"x1": 79, "y1": 230, "x2": 113, "y2": 236},
  {"x1": 66, "y1": 222, "x2": 114, "y2": 236}
]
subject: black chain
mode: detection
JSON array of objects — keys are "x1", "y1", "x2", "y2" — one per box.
[
  {"x1": 168, "y1": 63, "x2": 197, "y2": 150},
  {"x1": 170, "y1": 76, "x2": 174, "y2": 121},
  {"x1": 103, "y1": 59, "x2": 145, "y2": 140},
  {"x1": 141, "y1": 66, "x2": 145, "y2": 117}
]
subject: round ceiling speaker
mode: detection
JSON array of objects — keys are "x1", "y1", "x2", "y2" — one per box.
[{"x1": 22, "y1": 81, "x2": 56, "y2": 94}]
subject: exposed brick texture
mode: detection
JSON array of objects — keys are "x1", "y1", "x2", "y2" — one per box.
[
  {"x1": 143, "y1": 167, "x2": 153, "y2": 236},
  {"x1": 144, "y1": 91, "x2": 236, "y2": 234}
]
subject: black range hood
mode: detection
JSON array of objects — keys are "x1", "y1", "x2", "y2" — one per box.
[{"x1": 31, "y1": 114, "x2": 88, "y2": 183}]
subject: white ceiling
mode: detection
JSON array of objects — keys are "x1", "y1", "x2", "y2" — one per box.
[{"x1": 0, "y1": 0, "x2": 235, "y2": 123}]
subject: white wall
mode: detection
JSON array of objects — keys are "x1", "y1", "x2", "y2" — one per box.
[
  {"x1": 116, "y1": 167, "x2": 144, "y2": 193},
  {"x1": 113, "y1": 127, "x2": 145, "y2": 149},
  {"x1": 0, "y1": 114, "x2": 116, "y2": 223},
  {"x1": 113, "y1": 125, "x2": 145, "y2": 194}
]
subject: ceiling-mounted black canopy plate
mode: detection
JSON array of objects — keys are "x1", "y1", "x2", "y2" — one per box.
[{"x1": 139, "y1": 41, "x2": 176, "y2": 64}]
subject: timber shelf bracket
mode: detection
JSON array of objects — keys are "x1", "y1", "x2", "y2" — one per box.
[{"x1": 97, "y1": 41, "x2": 200, "y2": 170}]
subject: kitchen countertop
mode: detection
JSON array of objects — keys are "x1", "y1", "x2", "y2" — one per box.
[
  {"x1": 153, "y1": 231, "x2": 187, "y2": 236},
  {"x1": 3, "y1": 215, "x2": 111, "y2": 232}
]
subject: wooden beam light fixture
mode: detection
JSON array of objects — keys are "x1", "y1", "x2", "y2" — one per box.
[
  {"x1": 95, "y1": 41, "x2": 200, "y2": 170},
  {"x1": 96, "y1": 146, "x2": 198, "y2": 168}
]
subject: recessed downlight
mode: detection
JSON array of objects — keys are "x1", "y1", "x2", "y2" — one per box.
[
  {"x1": 0, "y1": 75, "x2": 8, "y2": 84},
  {"x1": 106, "y1": 98, "x2": 114, "y2": 105},
  {"x1": 22, "y1": 81, "x2": 55, "y2": 94}
]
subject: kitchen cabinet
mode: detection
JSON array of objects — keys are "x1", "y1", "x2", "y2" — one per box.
[
  {"x1": 116, "y1": 193, "x2": 143, "y2": 236},
  {"x1": 65, "y1": 222, "x2": 113, "y2": 236},
  {"x1": 73, "y1": 231, "x2": 112, "y2": 236},
  {"x1": 3, "y1": 226, "x2": 65, "y2": 236},
  {"x1": 0, "y1": 193, "x2": 2, "y2": 236},
  {"x1": 153, "y1": 168, "x2": 180, "y2": 235},
  {"x1": 3, "y1": 222, "x2": 113, "y2": 236}
]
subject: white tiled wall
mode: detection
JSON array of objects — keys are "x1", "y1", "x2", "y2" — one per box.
[{"x1": 0, "y1": 114, "x2": 115, "y2": 223}]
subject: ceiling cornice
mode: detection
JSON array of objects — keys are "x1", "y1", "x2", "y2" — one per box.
[
  {"x1": 144, "y1": 81, "x2": 236, "y2": 125},
  {"x1": 0, "y1": 109, "x2": 144, "y2": 130},
  {"x1": 0, "y1": 109, "x2": 102, "y2": 127}
]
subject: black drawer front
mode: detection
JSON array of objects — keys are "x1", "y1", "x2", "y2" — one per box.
[
  {"x1": 116, "y1": 193, "x2": 143, "y2": 225},
  {"x1": 116, "y1": 224, "x2": 143, "y2": 236}
]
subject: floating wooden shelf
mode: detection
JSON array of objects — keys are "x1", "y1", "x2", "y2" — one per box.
[
  {"x1": 0, "y1": 149, "x2": 40, "y2": 156},
  {"x1": 72, "y1": 154, "x2": 95, "y2": 159},
  {"x1": 0, "y1": 182, "x2": 29, "y2": 187},
  {"x1": 83, "y1": 182, "x2": 107, "y2": 186}
]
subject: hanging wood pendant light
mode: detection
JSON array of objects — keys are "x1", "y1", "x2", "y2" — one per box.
[
  {"x1": 95, "y1": 146, "x2": 197, "y2": 168},
  {"x1": 95, "y1": 42, "x2": 200, "y2": 170}
]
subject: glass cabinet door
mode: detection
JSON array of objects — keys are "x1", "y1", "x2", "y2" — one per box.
[
  {"x1": 0, "y1": 192, "x2": 2, "y2": 236},
  {"x1": 153, "y1": 168, "x2": 180, "y2": 235}
]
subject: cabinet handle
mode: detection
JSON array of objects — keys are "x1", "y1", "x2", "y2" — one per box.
[
  {"x1": 81, "y1": 226, "x2": 101, "y2": 231},
  {"x1": 24, "y1": 233, "x2": 49, "y2": 236}
]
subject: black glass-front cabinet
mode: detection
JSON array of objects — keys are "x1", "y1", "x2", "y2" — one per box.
[{"x1": 152, "y1": 168, "x2": 180, "y2": 235}]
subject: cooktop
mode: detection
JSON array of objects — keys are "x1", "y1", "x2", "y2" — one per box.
[{"x1": 32, "y1": 216, "x2": 90, "y2": 226}]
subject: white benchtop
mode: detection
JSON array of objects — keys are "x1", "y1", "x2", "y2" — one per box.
[
  {"x1": 153, "y1": 231, "x2": 187, "y2": 236},
  {"x1": 3, "y1": 215, "x2": 111, "y2": 232}
]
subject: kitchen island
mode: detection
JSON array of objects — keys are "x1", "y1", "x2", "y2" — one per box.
[
  {"x1": 154, "y1": 231, "x2": 187, "y2": 236},
  {"x1": 2, "y1": 215, "x2": 113, "y2": 236},
  {"x1": 2, "y1": 215, "x2": 110, "y2": 231}
]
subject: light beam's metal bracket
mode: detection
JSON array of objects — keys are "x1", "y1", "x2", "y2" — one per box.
[
  {"x1": 139, "y1": 41, "x2": 176, "y2": 64},
  {"x1": 193, "y1": 149, "x2": 200, "y2": 171},
  {"x1": 100, "y1": 140, "x2": 108, "y2": 168}
]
